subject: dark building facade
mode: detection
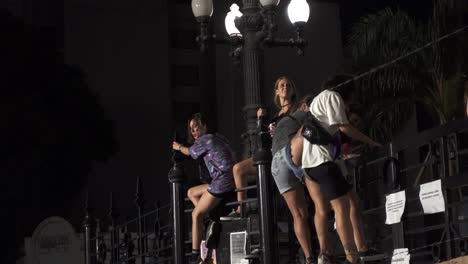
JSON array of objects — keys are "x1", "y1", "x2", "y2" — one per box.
[{"x1": 63, "y1": 0, "x2": 344, "y2": 219}]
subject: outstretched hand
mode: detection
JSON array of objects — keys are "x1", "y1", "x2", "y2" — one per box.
[{"x1": 172, "y1": 141, "x2": 182, "y2": 151}]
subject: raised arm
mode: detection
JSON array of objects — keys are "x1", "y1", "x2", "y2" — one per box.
[
  {"x1": 338, "y1": 124, "x2": 382, "y2": 148},
  {"x1": 172, "y1": 141, "x2": 190, "y2": 156}
]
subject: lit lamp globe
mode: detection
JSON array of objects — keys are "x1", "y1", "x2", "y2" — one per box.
[
  {"x1": 260, "y1": 0, "x2": 280, "y2": 7},
  {"x1": 225, "y1": 4, "x2": 243, "y2": 36},
  {"x1": 287, "y1": 0, "x2": 310, "y2": 24},
  {"x1": 191, "y1": 0, "x2": 213, "y2": 21}
]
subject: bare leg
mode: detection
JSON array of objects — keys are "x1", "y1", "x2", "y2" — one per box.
[
  {"x1": 191, "y1": 191, "x2": 222, "y2": 250},
  {"x1": 291, "y1": 131, "x2": 330, "y2": 254},
  {"x1": 233, "y1": 158, "x2": 256, "y2": 212},
  {"x1": 187, "y1": 184, "x2": 209, "y2": 207},
  {"x1": 291, "y1": 130, "x2": 333, "y2": 255},
  {"x1": 330, "y1": 193, "x2": 358, "y2": 263},
  {"x1": 282, "y1": 186, "x2": 313, "y2": 259},
  {"x1": 304, "y1": 177, "x2": 331, "y2": 253},
  {"x1": 348, "y1": 191, "x2": 367, "y2": 252}
]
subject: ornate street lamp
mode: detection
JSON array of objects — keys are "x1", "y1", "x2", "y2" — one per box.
[
  {"x1": 191, "y1": 1, "x2": 310, "y2": 263},
  {"x1": 192, "y1": 0, "x2": 309, "y2": 151}
]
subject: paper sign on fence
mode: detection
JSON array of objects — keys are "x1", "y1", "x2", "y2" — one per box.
[
  {"x1": 230, "y1": 231, "x2": 247, "y2": 264},
  {"x1": 385, "y1": 190, "x2": 406, "y2": 225},
  {"x1": 419, "y1": 179, "x2": 445, "y2": 214},
  {"x1": 391, "y1": 248, "x2": 410, "y2": 264}
]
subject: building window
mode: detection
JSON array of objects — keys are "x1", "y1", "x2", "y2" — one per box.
[
  {"x1": 171, "y1": 65, "x2": 199, "y2": 86},
  {"x1": 170, "y1": 29, "x2": 198, "y2": 50}
]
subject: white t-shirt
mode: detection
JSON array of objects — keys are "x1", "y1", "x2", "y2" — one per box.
[{"x1": 302, "y1": 90, "x2": 349, "y2": 168}]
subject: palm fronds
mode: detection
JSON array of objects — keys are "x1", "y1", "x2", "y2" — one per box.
[{"x1": 348, "y1": 0, "x2": 467, "y2": 142}]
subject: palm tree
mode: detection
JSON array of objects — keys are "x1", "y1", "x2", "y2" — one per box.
[{"x1": 348, "y1": 0, "x2": 467, "y2": 142}]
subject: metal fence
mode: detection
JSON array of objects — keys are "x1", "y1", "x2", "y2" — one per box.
[
  {"x1": 82, "y1": 178, "x2": 173, "y2": 264},
  {"x1": 83, "y1": 118, "x2": 468, "y2": 264},
  {"x1": 353, "y1": 118, "x2": 468, "y2": 263}
]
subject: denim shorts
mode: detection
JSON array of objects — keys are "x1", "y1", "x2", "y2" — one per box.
[{"x1": 271, "y1": 143, "x2": 304, "y2": 194}]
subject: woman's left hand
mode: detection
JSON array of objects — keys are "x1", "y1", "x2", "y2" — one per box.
[{"x1": 172, "y1": 141, "x2": 181, "y2": 151}]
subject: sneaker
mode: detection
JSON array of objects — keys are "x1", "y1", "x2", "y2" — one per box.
[
  {"x1": 306, "y1": 256, "x2": 317, "y2": 264},
  {"x1": 189, "y1": 255, "x2": 203, "y2": 264},
  {"x1": 219, "y1": 210, "x2": 241, "y2": 221},
  {"x1": 318, "y1": 252, "x2": 335, "y2": 264}
]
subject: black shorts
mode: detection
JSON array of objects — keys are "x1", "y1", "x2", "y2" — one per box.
[
  {"x1": 304, "y1": 162, "x2": 352, "y2": 201},
  {"x1": 208, "y1": 189, "x2": 235, "y2": 200},
  {"x1": 207, "y1": 189, "x2": 236, "y2": 219}
]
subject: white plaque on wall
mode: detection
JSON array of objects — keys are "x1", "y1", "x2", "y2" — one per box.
[{"x1": 28, "y1": 216, "x2": 81, "y2": 264}]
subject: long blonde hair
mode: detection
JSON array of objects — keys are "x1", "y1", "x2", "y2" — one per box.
[{"x1": 273, "y1": 76, "x2": 298, "y2": 112}]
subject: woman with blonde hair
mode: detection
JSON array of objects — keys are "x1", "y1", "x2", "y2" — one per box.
[{"x1": 231, "y1": 76, "x2": 298, "y2": 215}]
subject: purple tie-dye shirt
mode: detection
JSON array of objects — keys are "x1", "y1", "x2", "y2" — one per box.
[{"x1": 189, "y1": 133, "x2": 235, "y2": 194}]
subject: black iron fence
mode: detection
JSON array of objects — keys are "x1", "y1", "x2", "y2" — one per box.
[
  {"x1": 83, "y1": 118, "x2": 468, "y2": 264},
  {"x1": 82, "y1": 179, "x2": 174, "y2": 264},
  {"x1": 353, "y1": 118, "x2": 468, "y2": 263}
]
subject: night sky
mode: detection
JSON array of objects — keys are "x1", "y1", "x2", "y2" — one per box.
[{"x1": 1, "y1": 0, "x2": 448, "y2": 262}]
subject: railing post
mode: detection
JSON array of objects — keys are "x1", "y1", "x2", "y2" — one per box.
[
  {"x1": 254, "y1": 126, "x2": 278, "y2": 264},
  {"x1": 96, "y1": 219, "x2": 107, "y2": 264},
  {"x1": 154, "y1": 201, "x2": 162, "y2": 260},
  {"x1": 83, "y1": 193, "x2": 97, "y2": 264},
  {"x1": 108, "y1": 192, "x2": 119, "y2": 264},
  {"x1": 439, "y1": 136, "x2": 452, "y2": 260},
  {"x1": 388, "y1": 143, "x2": 405, "y2": 250},
  {"x1": 168, "y1": 155, "x2": 185, "y2": 264},
  {"x1": 135, "y1": 177, "x2": 146, "y2": 264},
  {"x1": 121, "y1": 218, "x2": 136, "y2": 264}
]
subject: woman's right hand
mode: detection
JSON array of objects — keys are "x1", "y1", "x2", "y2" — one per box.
[
  {"x1": 257, "y1": 107, "x2": 267, "y2": 119},
  {"x1": 172, "y1": 141, "x2": 181, "y2": 151}
]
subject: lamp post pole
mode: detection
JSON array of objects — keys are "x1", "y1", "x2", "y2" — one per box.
[
  {"x1": 236, "y1": 2, "x2": 279, "y2": 263},
  {"x1": 238, "y1": 0, "x2": 265, "y2": 157}
]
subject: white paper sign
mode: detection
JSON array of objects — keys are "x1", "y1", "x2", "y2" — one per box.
[
  {"x1": 385, "y1": 190, "x2": 406, "y2": 225},
  {"x1": 230, "y1": 231, "x2": 247, "y2": 264},
  {"x1": 419, "y1": 179, "x2": 445, "y2": 214},
  {"x1": 391, "y1": 248, "x2": 410, "y2": 264}
]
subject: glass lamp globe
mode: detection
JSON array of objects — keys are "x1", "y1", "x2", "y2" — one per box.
[
  {"x1": 191, "y1": 0, "x2": 213, "y2": 18},
  {"x1": 287, "y1": 0, "x2": 310, "y2": 24},
  {"x1": 260, "y1": 0, "x2": 280, "y2": 7}
]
